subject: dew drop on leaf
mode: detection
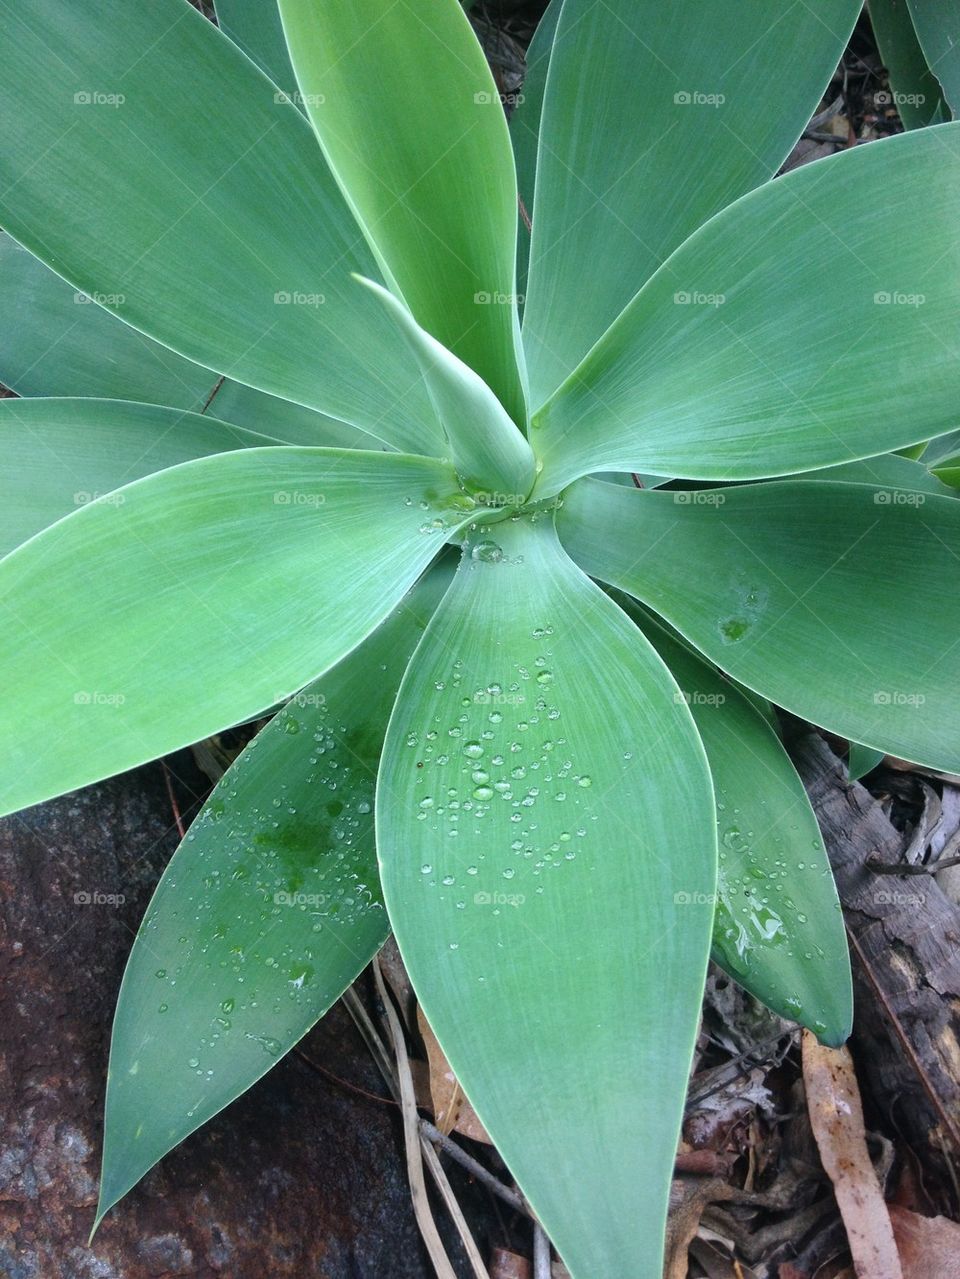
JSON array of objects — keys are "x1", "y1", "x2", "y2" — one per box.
[{"x1": 471, "y1": 540, "x2": 503, "y2": 562}]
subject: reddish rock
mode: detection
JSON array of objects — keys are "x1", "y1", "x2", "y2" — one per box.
[{"x1": 0, "y1": 759, "x2": 483, "y2": 1277}]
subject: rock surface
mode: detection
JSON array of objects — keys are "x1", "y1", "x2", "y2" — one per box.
[{"x1": 0, "y1": 758, "x2": 465, "y2": 1278}]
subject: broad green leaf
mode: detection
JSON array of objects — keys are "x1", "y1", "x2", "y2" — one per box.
[
  {"x1": 0, "y1": 0, "x2": 444, "y2": 454},
  {"x1": 0, "y1": 234, "x2": 378, "y2": 450},
  {"x1": 869, "y1": 0, "x2": 948, "y2": 128},
  {"x1": 521, "y1": 0, "x2": 861, "y2": 407},
  {"x1": 924, "y1": 427, "x2": 960, "y2": 464},
  {"x1": 509, "y1": 0, "x2": 560, "y2": 300},
  {"x1": 634, "y1": 607, "x2": 852, "y2": 1046},
  {"x1": 908, "y1": 0, "x2": 960, "y2": 113},
  {"x1": 798, "y1": 453, "x2": 957, "y2": 496},
  {"x1": 0, "y1": 397, "x2": 276, "y2": 556},
  {"x1": 357, "y1": 278, "x2": 535, "y2": 499},
  {"x1": 378, "y1": 515, "x2": 716, "y2": 1279},
  {"x1": 558, "y1": 477, "x2": 960, "y2": 773},
  {"x1": 277, "y1": 0, "x2": 526, "y2": 425},
  {"x1": 0, "y1": 448, "x2": 472, "y2": 817},
  {"x1": 627, "y1": 593, "x2": 782, "y2": 734},
  {"x1": 97, "y1": 561, "x2": 451, "y2": 1227},
  {"x1": 848, "y1": 742, "x2": 885, "y2": 779},
  {"x1": 933, "y1": 459, "x2": 960, "y2": 488},
  {"x1": 214, "y1": 0, "x2": 297, "y2": 94},
  {"x1": 897, "y1": 442, "x2": 931, "y2": 461},
  {"x1": 532, "y1": 125, "x2": 960, "y2": 495}
]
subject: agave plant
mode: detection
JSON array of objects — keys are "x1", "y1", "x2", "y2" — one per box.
[{"x1": 3, "y1": 0, "x2": 960, "y2": 1273}]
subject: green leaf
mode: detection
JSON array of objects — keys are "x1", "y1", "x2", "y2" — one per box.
[
  {"x1": 797, "y1": 452, "x2": 957, "y2": 496},
  {"x1": 521, "y1": 0, "x2": 861, "y2": 407},
  {"x1": 932, "y1": 459, "x2": 960, "y2": 489},
  {"x1": 908, "y1": 0, "x2": 960, "y2": 113},
  {"x1": 0, "y1": 234, "x2": 378, "y2": 450},
  {"x1": 378, "y1": 515, "x2": 716, "y2": 1279},
  {"x1": 848, "y1": 742, "x2": 884, "y2": 779},
  {"x1": 509, "y1": 0, "x2": 560, "y2": 301},
  {"x1": 277, "y1": 0, "x2": 526, "y2": 425},
  {"x1": 868, "y1": 0, "x2": 949, "y2": 127},
  {"x1": 0, "y1": 0, "x2": 444, "y2": 454},
  {"x1": 0, "y1": 397, "x2": 276, "y2": 556},
  {"x1": 356, "y1": 277, "x2": 535, "y2": 498},
  {"x1": 532, "y1": 125, "x2": 960, "y2": 495},
  {"x1": 923, "y1": 427, "x2": 960, "y2": 465},
  {"x1": 214, "y1": 0, "x2": 297, "y2": 94},
  {"x1": 97, "y1": 561, "x2": 451, "y2": 1226},
  {"x1": 633, "y1": 606, "x2": 852, "y2": 1045},
  {"x1": 0, "y1": 447, "x2": 472, "y2": 817},
  {"x1": 558, "y1": 477, "x2": 960, "y2": 773}
]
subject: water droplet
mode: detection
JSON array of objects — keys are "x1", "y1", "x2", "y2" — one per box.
[
  {"x1": 463, "y1": 741, "x2": 484, "y2": 759},
  {"x1": 471, "y1": 541, "x2": 503, "y2": 563},
  {"x1": 722, "y1": 826, "x2": 750, "y2": 853}
]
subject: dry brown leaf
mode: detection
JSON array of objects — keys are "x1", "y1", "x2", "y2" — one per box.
[
  {"x1": 802, "y1": 1031, "x2": 903, "y2": 1279},
  {"x1": 889, "y1": 1205, "x2": 960, "y2": 1278},
  {"x1": 664, "y1": 1177, "x2": 736, "y2": 1279},
  {"x1": 489, "y1": 1248, "x2": 531, "y2": 1279},
  {"x1": 417, "y1": 1004, "x2": 491, "y2": 1144}
]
